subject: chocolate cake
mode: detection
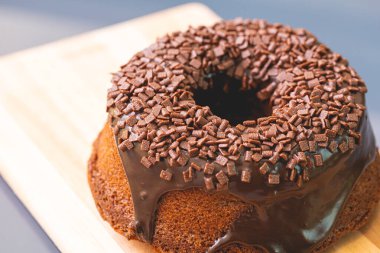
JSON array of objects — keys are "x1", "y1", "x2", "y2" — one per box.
[{"x1": 88, "y1": 19, "x2": 380, "y2": 252}]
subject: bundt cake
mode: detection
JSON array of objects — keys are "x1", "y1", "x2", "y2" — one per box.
[{"x1": 88, "y1": 19, "x2": 380, "y2": 252}]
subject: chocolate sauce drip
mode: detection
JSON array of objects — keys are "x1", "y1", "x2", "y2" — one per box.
[{"x1": 114, "y1": 111, "x2": 376, "y2": 252}]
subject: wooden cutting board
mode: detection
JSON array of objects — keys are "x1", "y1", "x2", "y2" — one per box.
[{"x1": 0, "y1": 3, "x2": 379, "y2": 252}]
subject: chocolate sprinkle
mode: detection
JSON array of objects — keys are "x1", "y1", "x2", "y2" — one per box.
[
  {"x1": 183, "y1": 167, "x2": 193, "y2": 182},
  {"x1": 204, "y1": 163, "x2": 215, "y2": 175},
  {"x1": 339, "y1": 141, "x2": 349, "y2": 153},
  {"x1": 241, "y1": 169, "x2": 252, "y2": 183},
  {"x1": 160, "y1": 169, "x2": 173, "y2": 181},
  {"x1": 259, "y1": 162, "x2": 270, "y2": 175},
  {"x1": 314, "y1": 154, "x2": 323, "y2": 167},
  {"x1": 329, "y1": 140, "x2": 338, "y2": 153},
  {"x1": 216, "y1": 170, "x2": 229, "y2": 185},
  {"x1": 204, "y1": 177, "x2": 215, "y2": 190},
  {"x1": 216, "y1": 155, "x2": 229, "y2": 166},
  {"x1": 268, "y1": 173, "x2": 280, "y2": 185},
  {"x1": 226, "y1": 162, "x2": 237, "y2": 176},
  {"x1": 141, "y1": 156, "x2": 152, "y2": 168},
  {"x1": 190, "y1": 162, "x2": 202, "y2": 171}
]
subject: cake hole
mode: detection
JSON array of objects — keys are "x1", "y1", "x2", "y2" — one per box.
[{"x1": 193, "y1": 74, "x2": 272, "y2": 126}]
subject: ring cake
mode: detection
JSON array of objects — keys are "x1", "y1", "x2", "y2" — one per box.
[{"x1": 88, "y1": 19, "x2": 380, "y2": 252}]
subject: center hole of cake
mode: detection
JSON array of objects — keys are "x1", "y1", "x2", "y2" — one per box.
[{"x1": 193, "y1": 74, "x2": 272, "y2": 126}]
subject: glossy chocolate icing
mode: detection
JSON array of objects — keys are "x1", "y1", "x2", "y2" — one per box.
[{"x1": 113, "y1": 106, "x2": 376, "y2": 252}]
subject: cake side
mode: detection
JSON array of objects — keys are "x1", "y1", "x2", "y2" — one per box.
[
  {"x1": 88, "y1": 123, "x2": 135, "y2": 238},
  {"x1": 88, "y1": 122, "x2": 380, "y2": 253}
]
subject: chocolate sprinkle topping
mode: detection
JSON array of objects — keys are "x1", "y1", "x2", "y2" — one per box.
[
  {"x1": 216, "y1": 170, "x2": 229, "y2": 185},
  {"x1": 241, "y1": 169, "x2": 252, "y2": 183},
  {"x1": 313, "y1": 154, "x2": 323, "y2": 167},
  {"x1": 108, "y1": 18, "x2": 365, "y2": 186},
  {"x1": 160, "y1": 169, "x2": 173, "y2": 181},
  {"x1": 259, "y1": 162, "x2": 270, "y2": 175},
  {"x1": 268, "y1": 173, "x2": 280, "y2": 185},
  {"x1": 226, "y1": 162, "x2": 237, "y2": 176},
  {"x1": 204, "y1": 162, "x2": 215, "y2": 175},
  {"x1": 204, "y1": 177, "x2": 215, "y2": 190}
]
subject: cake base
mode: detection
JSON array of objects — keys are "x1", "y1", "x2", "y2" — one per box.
[{"x1": 88, "y1": 123, "x2": 380, "y2": 253}]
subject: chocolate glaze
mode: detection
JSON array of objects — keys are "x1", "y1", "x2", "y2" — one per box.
[{"x1": 113, "y1": 108, "x2": 376, "y2": 252}]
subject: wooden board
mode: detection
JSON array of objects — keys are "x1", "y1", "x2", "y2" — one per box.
[{"x1": 0, "y1": 3, "x2": 378, "y2": 252}]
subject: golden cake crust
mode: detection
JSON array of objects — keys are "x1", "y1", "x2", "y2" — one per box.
[{"x1": 88, "y1": 122, "x2": 380, "y2": 253}]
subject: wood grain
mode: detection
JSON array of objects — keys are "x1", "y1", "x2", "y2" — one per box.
[{"x1": 0, "y1": 3, "x2": 378, "y2": 252}]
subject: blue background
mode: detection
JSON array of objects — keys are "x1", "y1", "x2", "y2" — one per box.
[{"x1": 0, "y1": 1, "x2": 379, "y2": 252}]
